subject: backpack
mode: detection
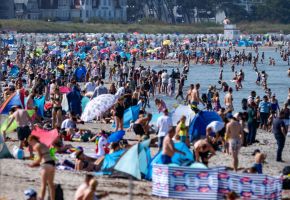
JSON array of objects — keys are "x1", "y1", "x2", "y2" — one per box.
[
  {"x1": 48, "y1": 184, "x2": 64, "y2": 200},
  {"x1": 283, "y1": 166, "x2": 290, "y2": 175}
]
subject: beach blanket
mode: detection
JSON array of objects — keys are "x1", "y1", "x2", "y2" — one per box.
[{"x1": 152, "y1": 164, "x2": 282, "y2": 199}]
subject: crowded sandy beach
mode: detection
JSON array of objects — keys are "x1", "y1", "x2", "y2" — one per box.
[{"x1": 0, "y1": 32, "x2": 290, "y2": 200}]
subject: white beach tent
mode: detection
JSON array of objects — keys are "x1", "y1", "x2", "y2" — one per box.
[{"x1": 171, "y1": 105, "x2": 195, "y2": 126}]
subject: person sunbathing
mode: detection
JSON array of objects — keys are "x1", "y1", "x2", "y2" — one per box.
[{"x1": 75, "y1": 150, "x2": 102, "y2": 172}]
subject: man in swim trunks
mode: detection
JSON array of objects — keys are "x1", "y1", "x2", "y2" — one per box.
[
  {"x1": 133, "y1": 113, "x2": 152, "y2": 140},
  {"x1": 161, "y1": 127, "x2": 185, "y2": 164},
  {"x1": 190, "y1": 83, "x2": 205, "y2": 107},
  {"x1": 3, "y1": 105, "x2": 34, "y2": 158},
  {"x1": 224, "y1": 87, "x2": 234, "y2": 112},
  {"x1": 225, "y1": 115, "x2": 244, "y2": 171},
  {"x1": 193, "y1": 139, "x2": 216, "y2": 166}
]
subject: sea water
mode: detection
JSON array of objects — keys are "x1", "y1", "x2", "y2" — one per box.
[{"x1": 152, "y1": 49, "x2": 290, "y2": 113}]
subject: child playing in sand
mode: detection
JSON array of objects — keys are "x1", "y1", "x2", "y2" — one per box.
[{"x1": 252, "y1": 149, "x2": 267, "y2": 174}]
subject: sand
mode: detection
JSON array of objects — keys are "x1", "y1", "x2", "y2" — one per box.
[{"x1": 0, "y1": 119, "x2": 289, "y2": 200}]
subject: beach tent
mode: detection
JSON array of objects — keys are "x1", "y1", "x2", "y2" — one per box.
[
  {"x1": 31, "y1": 127, "x2": 58, "y2": 147},
  {"x1": 188, "y1": 111, "x2": 222, "y2": 142},
  {"x1": 0, "y1": 110, "x2": 35, "y2": 134},
  {"x1": 146, "y1": 141, "x2": 194, "y2": 180},
  {"x1": 0, "y1": 92, "x2": 23, "y2": 115},
  {"x1": 113, "y1": 105, "x2": 140, "y2": 128},
  {"x1": 171, "y1": 105, "x2": 195, "y2": 126},
  {"x1": 0, "y1": 135, "x2": 13, "y2": 159},
  {"x1": 101, "y1": 149, "x2": 126, "y2": 171},
  {"x1": 9, "y1": 65, "x2": 20, "y2": 78},
  {"x1": 147, "y1": 142, "x2": 194, "y2": 180},
  {"x1": 107, "y1": 130, "x2": 126, "y2": 143},
  {"x1": 74, "y1": 66, "x2": 87, "y2": 82},
  {"x1": 81, "y1": 96, "x2": 90, "y2": 112},
  {"x1": 34, "y1": 96, "x2": 45, "y2": 117},
  {"x1": 114, "y1": 139, "x2": 151, "y2": 180}
]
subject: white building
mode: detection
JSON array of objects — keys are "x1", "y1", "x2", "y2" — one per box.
[
  {"x1": 236, "y1": 0, "x2": 264, "y2": 12},
  {"x1": 224, "y1": 24, "x2": 240, "y2": 40},
  {"x1": 14, "y1": 0, "x2": 127, "y2": 22}
]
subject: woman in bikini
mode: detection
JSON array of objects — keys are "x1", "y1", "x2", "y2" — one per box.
[
  {"x1": 51, "y1": 87, "x2": 62, "y2": 129},
  {"x1": 28, "y1": 135, "x2": 55, "y2": 200}
]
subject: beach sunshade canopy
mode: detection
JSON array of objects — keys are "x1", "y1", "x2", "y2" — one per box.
[
  {"x1": 189, "y1": 111, "x2": 222, "y2": 142},
  {"x1": 81, "y1": 94, "x2": 116, "y2": 122},
  {"x1": 113, "y1": 105, "x2": 140, "y2": 129},
  {"x1": 146, "y1": 141, "x2": 194, "y2": 180},
  {"x1": 0, "y1": 135, "x2": 13, "y2": 159},
  {"x1": 114, "y1": 139, "x2": 151, "y2": 180},
  {"x1": 107, "y1": 130, "x2": 126, "y2": 143},
  {"x1": 0, "y1": 110, "x2": 35, "y2": 134},
  {"x1": 31, "y1": 127, "x2": 59, "y2": 147},
  {"x1": 0, "y1": 92, "x2": 23, "y2": 115},
  {"x1": 171, "y1": 105, "x2": 195, "y2": 126}
]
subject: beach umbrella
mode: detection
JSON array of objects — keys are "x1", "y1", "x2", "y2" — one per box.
[
  {"x1": 77, "y1": 40, "x2": 86, "y2": 46},
  {"x1": 154, "y1": 47, "x2": 161, "y2": 51},
  {"x1": 163, "y1": 40, "x2": 171, "y2": 46},
  {"x1": 107, "y1": 130, "x2": 126, "y2": 143},
  {"x1": 146, "y1": 49, "x2": 155, "y2": 53},
  {"x1": 130, "y1": 48, "x2": 139, "y2": 54},
  {"x1": 100, "y1": 48, "x2": 109, "y2": 54},
  {"x1": 81, "y1": 94, "x2": 117, "y2": 122}
]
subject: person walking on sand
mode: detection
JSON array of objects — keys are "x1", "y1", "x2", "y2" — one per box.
[
  {"x1": 157, "y1": 109, "x2": 172, "y2": 151},
  {"x1": 161, "y1": 127, "x2": 185, "y2": 164},
  {"x1": 224, "y1": 87, "x2": 234, "y2": 113},
  {"x1": 28, "y1": 135, "x2": 55, "y2": 200},
  {"x1": 3, "y1": 105, "x2": 34, "y2": 158},
  {"x1": 225, "y1": 115, "x2": 244, "y2": 171},
  {"x1": 272, "y1": 111, "x2": 287, "y2": 162}
]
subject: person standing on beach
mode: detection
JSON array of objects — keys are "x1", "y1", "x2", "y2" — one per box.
[
  {"x1": 190, "y1": 83, "x2": 204, "y2": 107},
  {"x1": 157, "y1": 109, "x2": 172, "y2": 151},
  {"x1": 258, "y1": 95, "x2": 271, "y2": 130},
  {"x1": 225, "y1": 115, "x2": 244, "y2": 171},
  {"x1": 272, "y1": 111, "x2": 287, "y2": 162},
  {"x1": 3, "y1": 105, "x2": 34, "y2": 158},
  {"x1": 224, "y1": 87, "x2": 234, "y2": 113},
  {"x1": 161, "y1": 127, "x2": 185, "y2": 164},
  {"x1": 28, "y1": 135, "x2": 55, "y2": 200}
]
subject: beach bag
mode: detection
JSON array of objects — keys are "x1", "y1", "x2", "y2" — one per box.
[
  {"x1": 48, "y1": 184, "x2": 64, "y2": 200},
  {"x1": 283, "y1": 166, "x2": 290, "y2": 175},
  {"x1": 283, "y1": 178, "x2": 290, "y2": 189}
]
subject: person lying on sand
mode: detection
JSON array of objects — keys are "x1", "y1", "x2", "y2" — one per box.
[{"x1": 75, "y1": 150, "x2": 103, "y2": 172}]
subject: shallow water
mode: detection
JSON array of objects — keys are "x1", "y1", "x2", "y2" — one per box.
[{"x1": 152, "y1": 49, "x2": 290, "y2": 113}]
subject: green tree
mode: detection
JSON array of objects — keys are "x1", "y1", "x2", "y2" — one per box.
[{"x1": 256, "y1": 0, "x2": 290, "y2": 23}]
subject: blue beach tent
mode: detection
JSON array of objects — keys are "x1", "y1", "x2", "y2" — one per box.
[{"x1": 188, "y1": 111, "x2": 222, "y2": 142}]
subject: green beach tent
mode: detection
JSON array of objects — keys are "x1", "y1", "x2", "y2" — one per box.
[{"x1": 0, "y1": 135, "x2": 13, "y2": 159}]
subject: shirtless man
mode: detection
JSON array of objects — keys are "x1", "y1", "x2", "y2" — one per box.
[
  {"x1": 224, "y1": 87, "x2": 234, "y2": 113},
  {"x1": 74, "y1": 174, "x2": 94, "y2": 200},
  {"x1": 133, "y1": 113, "x2": 152, "y2": 140},
  {"x1": 225, "y1": 115, "x2": 244, "y2": 171},
  {"x1": 252, "y1": 149, "x2": 266, "y2": 174},
  {"x1": 185, "y1": 84, "x2": 194, "y2": 104},
  {"x1": 193, "y1": 139, "x2": 216, "y2": 166},
  {"x1": 3, "y1": 105, "x2": 34, "y2": 157},
  {"x1": 190, "y1": 83, "x2": 205, "y2": 107},
  {"x1": 162, "y1": 127, "x2": 185, "y2": 164}
]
